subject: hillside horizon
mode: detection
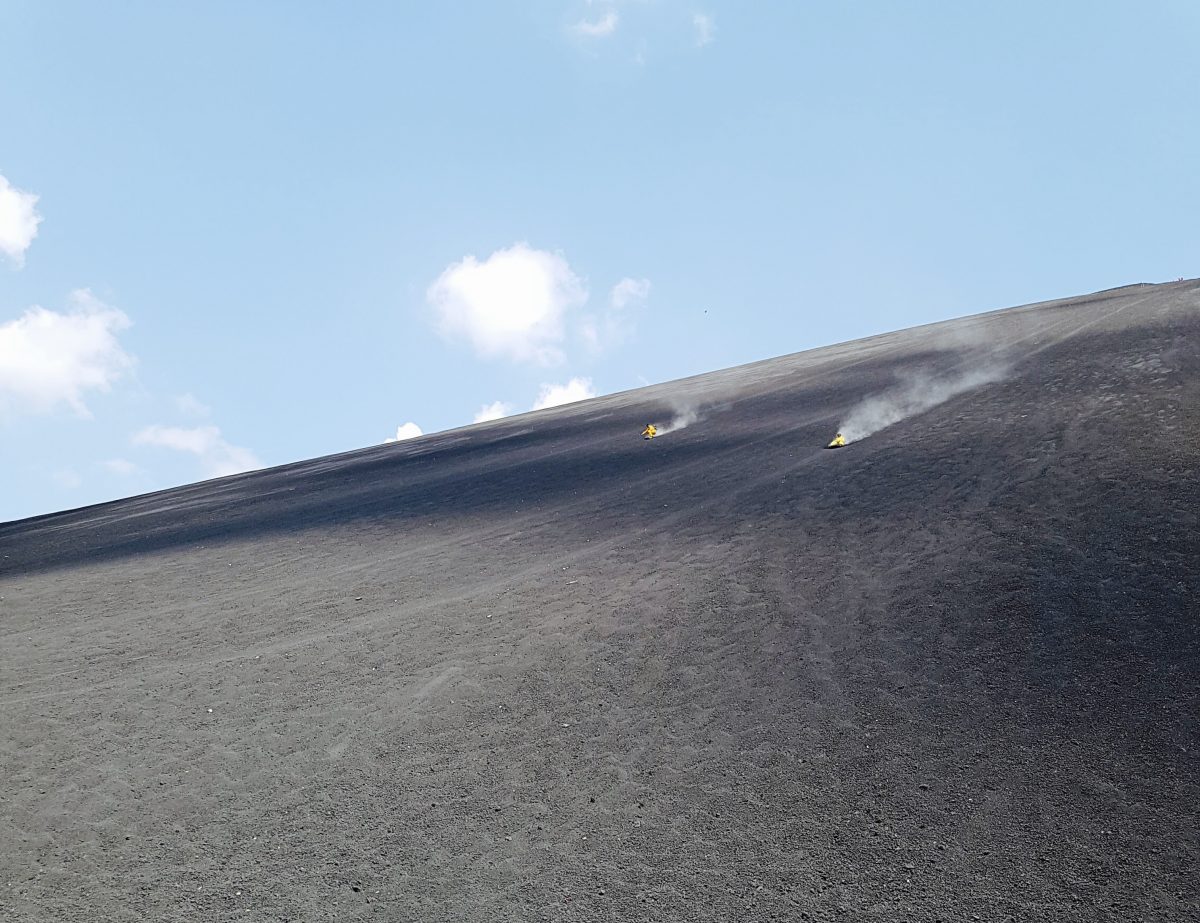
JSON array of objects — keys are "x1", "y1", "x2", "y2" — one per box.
[{"x1": 3, "y1": 278, "x2": 1191, "y2": 531}]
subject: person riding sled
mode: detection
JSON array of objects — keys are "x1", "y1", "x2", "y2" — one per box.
[{"x1": 642, "y1": 424, "x2": 657, "y2": 440}]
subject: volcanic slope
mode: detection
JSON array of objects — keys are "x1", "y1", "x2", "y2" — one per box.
[{"x1": 2, "y1": 281, "x2": 1198, "y2": 922}]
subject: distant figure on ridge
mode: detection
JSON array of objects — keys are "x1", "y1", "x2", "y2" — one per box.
[{"x1": 642, "y1": 424, "x2": 657, "y2": 440}]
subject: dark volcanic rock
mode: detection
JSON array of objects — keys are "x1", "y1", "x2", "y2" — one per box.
[{"x1": 2, "y1": 281, "x2": 1198, "y2": 921}]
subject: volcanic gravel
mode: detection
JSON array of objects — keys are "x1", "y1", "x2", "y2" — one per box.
[{"x1": 2, "y1": 281, "x2": 1197, "y2": 921}]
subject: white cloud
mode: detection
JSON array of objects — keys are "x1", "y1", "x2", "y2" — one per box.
[
  {"x1": 428, "y1": 242, "x2": 587, "y2": 365},
  {"x1": 572, "y1": 9, "x2": 619, "y2": 37},
  {"x1": 473, "y1": 401, "x2": 512, "y2": 424},
  {"x1": 0, "y1": 174, "x2": 42, "y2": 267},
  {"x1": 532, "y1": 377, "x2": 596, "y2": 410},
  {"x1": 135, "y1": 425, "x2": 215, "y2": 455},
  {"x1": 104, "y1": 458, "x2": 142, "y2": 476},
  {"x1": 692, "y1": 12, "x2": 715, "y2": 47},
  {"x1": 174, "y1": 392, "x2": 211, "y2": 417},
  {"x1": 133, "y1": 424, "x2": 263, "y2": 479},
  {"x1": 0, "y1": 289, "x2": 135, "y2": 419},
  {"x1": 582, "y1": 276, "x2": 650, "y2": 352},
  {"x1": 610, "y1": 276, "x2": 651, "y2": 311},
  {"x1": 385, "y1": 422, "x2": 423, "y2": 443}
]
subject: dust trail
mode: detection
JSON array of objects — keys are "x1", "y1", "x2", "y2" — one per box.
[
  {"x1": 657, "y1": 398, "x2": 700, "y2": 436},
  {"x1": 656, "y1": 402, "x2": 699, "y2": 436},
  {"x1": 838, "y1": 362, "x2": 1008, "y2": 444}
]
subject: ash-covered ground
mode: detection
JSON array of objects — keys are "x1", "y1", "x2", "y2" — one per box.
[{"x1": 2, "y1": 281, "x2": 1197, "y2": 922}]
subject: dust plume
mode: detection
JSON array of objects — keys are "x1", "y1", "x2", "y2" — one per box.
[
  {"x1": 656, "y1": 402, "x2": 700, "y2": 436},
  {"x1": 838, "y1": 363, "x2": 1007, "y2": 444}
]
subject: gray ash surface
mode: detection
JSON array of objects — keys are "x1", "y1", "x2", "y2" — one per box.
[{"x1": 2, "y1": 281, "x2": 1197, "y2": 921}]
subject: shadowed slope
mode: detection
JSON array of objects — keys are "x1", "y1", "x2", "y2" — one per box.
[{"x1": 2, "y1": 281, "x2": 1197, "y2": 921}]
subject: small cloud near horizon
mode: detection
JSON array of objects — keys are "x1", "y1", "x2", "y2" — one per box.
[
  {"x1": 473, "y1": 401, "x2": 512, "y2": 424},
  {"x1": 532, "y1": 377, "x2": 596, "y2": 411},
  {"x1": 0, "y1": 173, "x2": 42, "y2": 267},
  {"x1": 133, "y1": 424, "x2": 262, "y2": 479},
  {"x1": 385, "y1": 422, "x2": 423, "y2": 443},
  {"x1": 692, "y1": 12, "x2": 715, "y2": 47}
]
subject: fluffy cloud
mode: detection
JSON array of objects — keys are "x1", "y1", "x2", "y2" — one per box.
[
  {"x1": 473, "y1": 401, "x2": 512, "y2": 424},
  {"x1": 133, "y1": 424, "x2": 262, "y2": 479},
  {"x1": 572, "y1": 9, "x2": 619, "y2": 37},
  {"x1": 428, "y1": 243, "x2": 587, "y2": 365},
  {"x1": 0, "y1": 174, "x2": 42, "y2": 267},
  {"x1": 582, "y1": 276, "x2": 650, "y2": 352},
  {"x1": 532, "y1": 377, "x2": 596, "y2": 411},
  {"x1": 692, "y1": 12, "x2": 715, "y2": 47},
  {"x1": 0, "y1": 289, "x2": 135, "y2": 418},
  {"x1": 385, "y1": 422, "x2": 423, "y2": 442}
]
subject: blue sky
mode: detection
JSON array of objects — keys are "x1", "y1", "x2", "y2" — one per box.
[{"x1": 2, "y1": 0, "x2": 1197, "y2": 522}]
